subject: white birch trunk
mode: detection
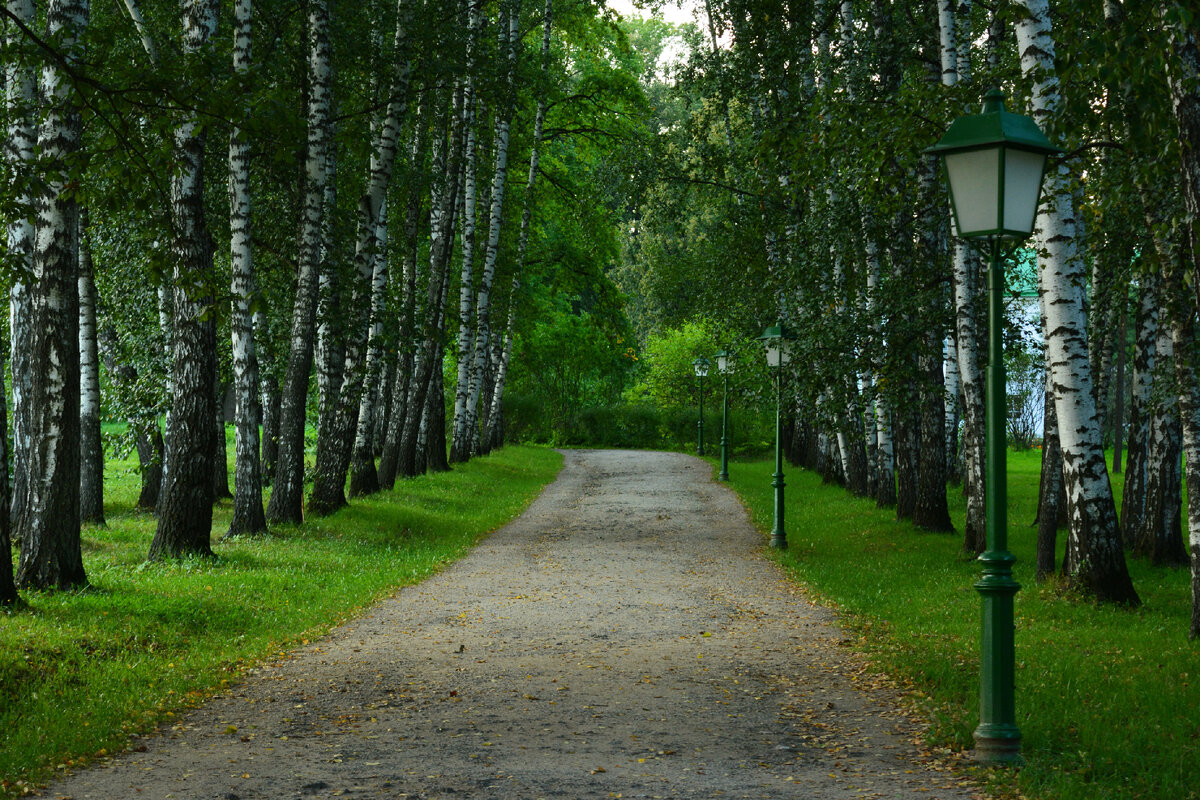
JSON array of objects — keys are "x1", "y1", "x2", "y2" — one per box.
[
  {"x1": 471, "y1": 0, "x2": 553, "y2": 455},
  {"x1": 1016, "y1": 0, "x2": 1138, "y2": 603},
  {"x1": 14, "y1": 0, "x2": 89, "y2": 588},
  {"x1": 78, "y1": 211, "x2": 103, "y2": 526},
  {"x1": 6, "y1": 0, "x2": 37, "y2": 539},
  {"x1": 266, "y1": 0, "x2": 332, "y2": 524},
  {"x1": 464, "y1": 0, "x2": 520, "y2": 453},
  {"x1": 150, "y1": 0, "x2": 221, "y2": 560},
  {"x1": 334, "y1": 0, "x2": 415, "y2": 502},
  {"x1": 1158, "y1": 0, "x2": 1200, "y2": 635},
  {"x1": 227, "y1": 0, "x2": 266, "y2": 536}
]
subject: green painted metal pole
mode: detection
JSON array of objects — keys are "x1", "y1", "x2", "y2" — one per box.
[
  {"x1": 719, "y1": 373, "x2": 730, "y2": 481},
  {"x1": 697, "y1": 374, "x2": 705, "y2": 456},
  {"x1": 770, "y1": 369, "x2": 786, "y2": 549},
  {"x1": 974, "y1": 236, "x2": 1023, "y2": 765}
]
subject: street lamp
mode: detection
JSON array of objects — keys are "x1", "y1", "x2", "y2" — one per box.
[
  {"x1": 758, "y1": 321, "x2": 794, "y2": 550},
  {"x1": 716, "y1": 349, "x2": 733, "y2": 481},
  {"x1": 694, "y1": 357, "x2": 710, "y2": 456},
  {"x1": 927, "y1": 88, "x2": 1061, "y2": 767}
]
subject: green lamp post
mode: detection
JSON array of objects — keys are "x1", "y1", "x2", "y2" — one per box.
[
  {"x1": 927, "y1": 88, "x2": 1061, "y2": 766},
  {"x1": 716, "y1": 350, "x2": 733, "y2": 481},
  {"x1": 694, "y1": 357, "x2": 710, "y2": 456},
  {"x1": 758, "y1": 322, "x2": 794, "y2": 550}
]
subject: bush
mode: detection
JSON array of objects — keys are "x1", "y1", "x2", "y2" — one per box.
[{"x1": 503, "y1": 395, "x2": 774, "y2": 455}]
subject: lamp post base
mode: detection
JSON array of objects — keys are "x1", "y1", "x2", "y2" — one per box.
[{"x1": 973, "y1": 724, "x2": 1023, "y2": 766}]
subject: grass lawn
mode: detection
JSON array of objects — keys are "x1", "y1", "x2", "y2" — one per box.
[
  {"x1": 0, "y1": 439, "x2": 562, "y2": 797},
  {"x1": 724, "y1": 448, "x2": 1197, "y2": 800}
]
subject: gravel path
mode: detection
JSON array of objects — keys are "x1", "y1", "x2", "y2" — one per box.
[{"x1": 46, "y1": 449, "x2": 978, "y2": 800}]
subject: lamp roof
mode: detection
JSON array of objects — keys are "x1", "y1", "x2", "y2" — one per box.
[
  {"x1": 757, "y1": 321, "x2": 796, "y2": 341},
  {"x1": 925, "y1": 89, "x2": 1063, "y2": 157}
]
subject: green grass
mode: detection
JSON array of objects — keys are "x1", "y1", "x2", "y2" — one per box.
[
  {"x1": 0, "y1": 442, "x2": 562, "y2": 796},
  {"x1": 724, "y1": 449, "x2": 1198, "y2": 800}
]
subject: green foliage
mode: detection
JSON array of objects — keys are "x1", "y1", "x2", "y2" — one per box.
[
  {"x1": 0, "y1": 444, "x2": 562, "y2": 797},
  {"x1": 729, "y1": 450, "x2": 1198, "y2": 800}
]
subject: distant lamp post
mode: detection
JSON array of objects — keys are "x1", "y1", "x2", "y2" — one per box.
[
  {"x1": 694, "y1": 357, "x2": 710, "y2": 456},
  {"x1": 927, "y1": 88, "x2": 1061, "y2": 767},
  {"x1": 758, "y1": 321, "x2": 794, "y2": 550},
  {"x1": 716, "y1": 350, "x2": 733, "y2": 481}
]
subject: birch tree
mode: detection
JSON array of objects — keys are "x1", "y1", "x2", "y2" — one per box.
[
  {"x1": 461, "y1": 0, "x2": 521, "y2": 457},
  {"x1": 79, "y1": 211, "x2": 104, "y2": 526},
  {"x1": 266, "y1": 0, "x2": 333, "y2": 525},
  {"x1": 312, "y1": 0, "x2": 414, "y2": 511},
  {"x1": 14, "y1": 0, "x2": 88, "y2": 588},
  {"x1": 6, "y1": 0, "x2": 36, "y2": 543},
  {"x1": 1158, "y1": 0, "x2": 1200, "y2": 636},
  {"x1": 149, "y1": 0, "x2": 222, "y2": 560},
  {"x1": 227, "y1": 0, "x2": 266, "y2": 536},
  {"x1": 1015, "y1": 0, "x2": 1138, "y2": 604}
]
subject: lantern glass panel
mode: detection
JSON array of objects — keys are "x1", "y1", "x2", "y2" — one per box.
[
  {"x1": 1003, "y1": 147, "x2": 1047, "y2": 237},
  {"x1": 945, "y1": 148, "x2": 999, "y2": 236},
  {"x1": 717, "y1": 354, "x2": 730, "y2": 374}
]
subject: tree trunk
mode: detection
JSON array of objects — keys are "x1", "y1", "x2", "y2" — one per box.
[
  {"x1": 0, "y1": 357, "x2": 13, "y2": 604},
  {"x1": 348, "y1": 208, "x2": 390, "y2": 496},
  {"x1": 79, "y1": 211, "x2": 105, "y2": 526},
  {"x1": 1158, "y1": 0, "x2": 1200, "y2": 635},
  {"x1": 148, "y1": 0, "x2": 222, "y2": 561},
  {"x1": 266, "y1": 0, "x2": 332, "y2": 525},
  {"x1": 449, "y1": 0, "x2": 485, "y2": 464},
  {"x1": 1136, "y1": 293, "x2": 1187, "y2": 565},
  {"x1": 1121, "y1": 273, "x2": 1158, "y2": 545},
  {"x1": 260, "y1": 371, "x2": 280, "y2": 486},
  {"x1": 1017, "y1": 0, "x2": 1139, "y2": 604},
  {"x1": 136, "y1": 426, "x2": 165, "y2": 511},
  {"x1": 866, "y1": 241, "x2": 896, "y2": 508},
  {"x1": 6, "y1": 0, "x2": 37, "y2": 545},
  {"x1": 14, "y1": 0, "x2": 88, "y2": 589},
  {"x1": 1036, "y1": 377, "x2": 1063, "y2": 581},
  {"x1": 213, "y1": 386, "x2": 231, "y2": 501},
  {"x1": 912, "y1": 153, "x2": 953, "y2": 534},
  {"x1": 1112, "y1": 297, "x2": 1128, "y2": 473},
  {"x1": 463, "y1": 0, "x2": 521, "y2": 455},
  {"x1": 894, "y1": 399, "x2": 919, "y2": 521},
  {"x1": 316, "y1": 0, "x2": 413, "y2": 509},
  {"x1": 227, "y1": 0, "x2": 267, "y2": 536},
  {"x1": 399, "y1": 83, "x2": 464, "y2": 478},
  {"x1": 955, "y1": 242, "x2": 986, "y2": 553}
]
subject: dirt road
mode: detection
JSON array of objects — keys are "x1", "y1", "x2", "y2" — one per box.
[{"x1": 46, "y1": 449, "x2": 977, "y2": 800}]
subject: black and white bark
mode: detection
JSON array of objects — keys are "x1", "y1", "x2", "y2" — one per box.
[
  {"x1": 397, "y1": 83, "x2": 465, "y2": 478},
  {"x1": 449, "y1": 0, "x2": 485, "y2": 464},
  {"x1": 314, "y1": 0, "x2": 413, "y2": 509},
  {"x1": 461, "y1": 0, "x2": 521, "y2": 457},
  {"x1": 1035, "y1": 330, "x2": 1064, "y2": 581},
  {"x1": 14, "y1": 0, "x2": 88, "y2": 588},
  {"x1": 266, "y1": 0, "x2": 332, "y2": 524},
  {"x1": 378, "y1": 112, "x2": 429, "y2": 488},
  {"x1": 79, "y1": 211, "x2": 104, "y2": 526},
  {"x1": 6, "y1": 0, "x2": 37, "y2": 542},
  {"x1": 1158, "y1": 0, "x2": 1200, "y2": 636},
  {"x1": 1135, "y1": 293, "x2": 1186, "y2": 565},
  {"x1": 476, "y1": 0, "x2": 552, "y2": 456},
  {"x1": 0, "y1": 358, "x2": 13, "y2": 605},
  {"x1": 149, "y1": 0, "x2": 221, "y2": 561},
  {"x1": 1121, "y1": 273, "x2": 1158, "y2": 545},
  {"x1": 1016, "y1": 0, "x2": 1138, "y2": 603},
  {"x1": 226, "y1": 0, "x2": 266, "y2": 536}
]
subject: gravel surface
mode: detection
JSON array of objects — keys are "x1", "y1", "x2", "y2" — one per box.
[{"x1": 46, "y1": 449, "x2": 979, "y2": 800}]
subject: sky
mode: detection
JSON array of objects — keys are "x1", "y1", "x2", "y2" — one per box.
[{"x1": 605, "y1": 0, "x2": 701, "y2": 26}]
